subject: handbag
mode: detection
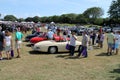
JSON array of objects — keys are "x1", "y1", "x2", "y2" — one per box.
[
  {"x1": 66, "y1": 43, "x2": 70, "y2": 50},
  {"x1": 11, "y1": 50, "x2": 14, "y2": 57}
]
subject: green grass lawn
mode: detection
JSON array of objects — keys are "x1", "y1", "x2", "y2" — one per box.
[{"x1": 0, "y1": 27, "x2": 120, "y2": 80}]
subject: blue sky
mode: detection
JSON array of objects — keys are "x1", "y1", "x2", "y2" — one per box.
[{"x1": 0, "y1": 0, "x2": 113, "y2": 18}]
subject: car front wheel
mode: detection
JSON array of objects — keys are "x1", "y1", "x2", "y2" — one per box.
[{"x1": 48, "y1": 46, "x2": 58, "y2": 54}]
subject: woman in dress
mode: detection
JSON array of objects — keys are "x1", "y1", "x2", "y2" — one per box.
[{"x1": 5, "y1": 30, "x2": 13, "y2": 60}]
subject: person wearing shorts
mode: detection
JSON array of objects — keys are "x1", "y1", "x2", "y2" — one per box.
[
  {"x1": 107, "y1": 31, "x2": 115, "y2": 56},
  {"x1": 15, "y1": 28, "x2": 23, "y2": 58}
]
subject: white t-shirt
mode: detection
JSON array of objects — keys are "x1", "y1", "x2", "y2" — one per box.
[
  {"x1": 70, "y1": 35, "x2": 77, "y2": 47},
  {"x1": 5, "y1": 36, "x2": 12, "y2": 46}
]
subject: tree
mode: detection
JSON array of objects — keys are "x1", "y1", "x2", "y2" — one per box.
[
  {"x1": 59, "y1": 13, "x2": 77, "y2": 23},
  {"x1": 108, "y1": 0, "x2": 120, "y2": 20},
  {"x1": 33, "y1": 16, "x2": 40, "y2": 23},
  {"x1": 83, "y1": 7, "x2": 104, "y2": 18},
  {"x1": 25, "y1": 17, "x2": 33, "y2": 22},
  {"x1": 4, "y1": 15, "x2": 17, "y2": 21},
  {"x1": 65, "y1": 13, "x2": 77, "y2": 23},
  {"x1": 75, "y1": 14, "x2": 88, "y2": 24},
  {"x1": 59, "y1": 14, "x2": 70, "y2": 23},
  {"x1": 50, "y1": 15, "x2": 60, "y2": 23},
  {"x1": 17, "y1": 18, "x2": 24, "y2": 22},
  {"x1": 94, "y1": 18, "x2": 103, "y2": 25}
]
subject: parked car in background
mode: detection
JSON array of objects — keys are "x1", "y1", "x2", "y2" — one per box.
[
  {"x1": 75, "y1": 27, "x2": 86, "y2": 36},
  {"x1": 112, "y1": 27, "x2": 120, "y2": 32},
  {"x1": 30, "y1": 34, "x2": 70, "y2": 44},
  {"x1": 87, "y1": 28, "x2": 94, "y2": 32},
  {"x1": 25, "y1": 32, "x2": 43, "y2": 41},
  {"x1": 102, "y1": 27, "x2": 111, "y2": 32}
]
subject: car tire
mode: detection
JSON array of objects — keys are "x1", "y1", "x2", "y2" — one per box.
[{"x1": 48, "y1": 46, "x2": 58, "y2": 54}]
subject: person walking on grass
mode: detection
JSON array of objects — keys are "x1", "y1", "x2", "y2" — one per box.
[
  {"x1": 92, "y1": 31, "x2": 96, "y2": 45},
  {"x1": 107, "y1": 31, "x2": 115, "y2": 56},
  {"x1": 77, "y1": 31, "x2": 89, "y2": 58},
  {"x1": 99, "y1": 32, "x2": 105, "y2": 48},
  {"x1": 0, "y1": 27, "x2": 5, "y2": 60},
  {"x1": 15, "y1": 27, "x2": 23, "y2": 58},
  {"x1": 114, "y1": 31, "x2": 120, "y2": 55},
  {"x1": 4, "y1": 30, "x2": 13, "y2": 60},
  {"x1": 69, "y1": 30, "x2": 77, "y2": 56}
]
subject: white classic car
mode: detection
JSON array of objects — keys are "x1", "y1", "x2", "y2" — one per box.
[{"x1": 32, "y1": 40, "x2": 81, "y2": 54}]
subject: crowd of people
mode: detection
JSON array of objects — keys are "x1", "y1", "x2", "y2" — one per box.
[
  {"x1": 0, "y1": 26, "x2": 23, "y2": 60},
  {"x1": 69, "y1": 30, "x2": 120, "y2": 58},
  {"x1": 44, "y1": 23, "x2": 120, "y2": 58},
  {"x1": 0, "y1": 22, "x2": 120, "y2": 60}
]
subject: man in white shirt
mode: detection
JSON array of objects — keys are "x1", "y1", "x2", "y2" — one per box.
[{"x1": 69, "y1": 31, "x2": 77, "y2": 56}]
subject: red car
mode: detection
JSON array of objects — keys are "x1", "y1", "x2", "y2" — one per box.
[
  {"x1": 30, "y1": 33, "x2": 47, "y2": 44},
  {"x1": 30, "y1": 33, "x2": 70, "y2": 44},
  {"x1": 53, "y1": 34, "x2": 70, "y2": 42}
]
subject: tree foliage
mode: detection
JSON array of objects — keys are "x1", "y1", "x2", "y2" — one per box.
[
  {"x1": 76, "y1": 14, "x2": 88, "y2": 24},
  {"x1": 4, "y1": 15, "x2": 17, "y2": 21},
  {"x1": 83, "y1": 7, "x2": 104, "y2": 18},
  {"x1": 17, "y1": 18, "x2": 24, "y2": 22},
  {"x1": 108, "y1": 0, "x2": 120, "y2": 19},
  {"x1": 94, "y1": 18, "x2": 104, "y2": 25},
  {"x1": 25, "y1": 17, "x2": 33, "y2": 22},
  {"x1": 32, "y1": 16, "x2": 40, "y2": 23},
  {"x1": 2, "y1": 6, "x2": 107, "y2": 25}
]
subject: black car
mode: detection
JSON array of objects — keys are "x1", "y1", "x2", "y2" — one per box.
[{"x1": 25, "y1": 32, "x2": 43, "y2": 42}]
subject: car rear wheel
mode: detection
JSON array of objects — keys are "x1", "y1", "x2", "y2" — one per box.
[{"x1": 48, "y1": 46, "x2": 58, "y2": 54}]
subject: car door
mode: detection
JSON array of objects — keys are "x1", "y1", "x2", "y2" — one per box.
[{"x1": 56, "y1": 41, "x2": 68, "y2": 52}]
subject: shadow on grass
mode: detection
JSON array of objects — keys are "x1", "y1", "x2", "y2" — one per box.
[
  {"x1": 115, "y1": 77, "x2": 120, "y2": 80},
  {"x1": 29, "y1": 51, "x2": 69, "y2": 55},
  {"x1": 96, "y1": 52, "x2": 108, "y2": 56},
  {"x1": 56, "y1": 54, "x2": 86, "y2": 59},
  {"x1": 65, "y1": 56, "x2": 85, "y2": 59},
  {"x1": 29, "y1": 51, "x2": 49, "y2": 55},
  {"x1": 93, "y1": 46, "x2": 101, "y2": 49},
  {"x1": 110, "y1": 65, "x2": 120, "y2": 80},
  {"x1": 23, "y1": 40, "x2": 28, "y2": 42},
  {"x1": 56, "y1": 54, "x2": 69, "y2": 58},
  {"x1": 110, "y1": 69, "x2": 120, "y2": 74}
]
